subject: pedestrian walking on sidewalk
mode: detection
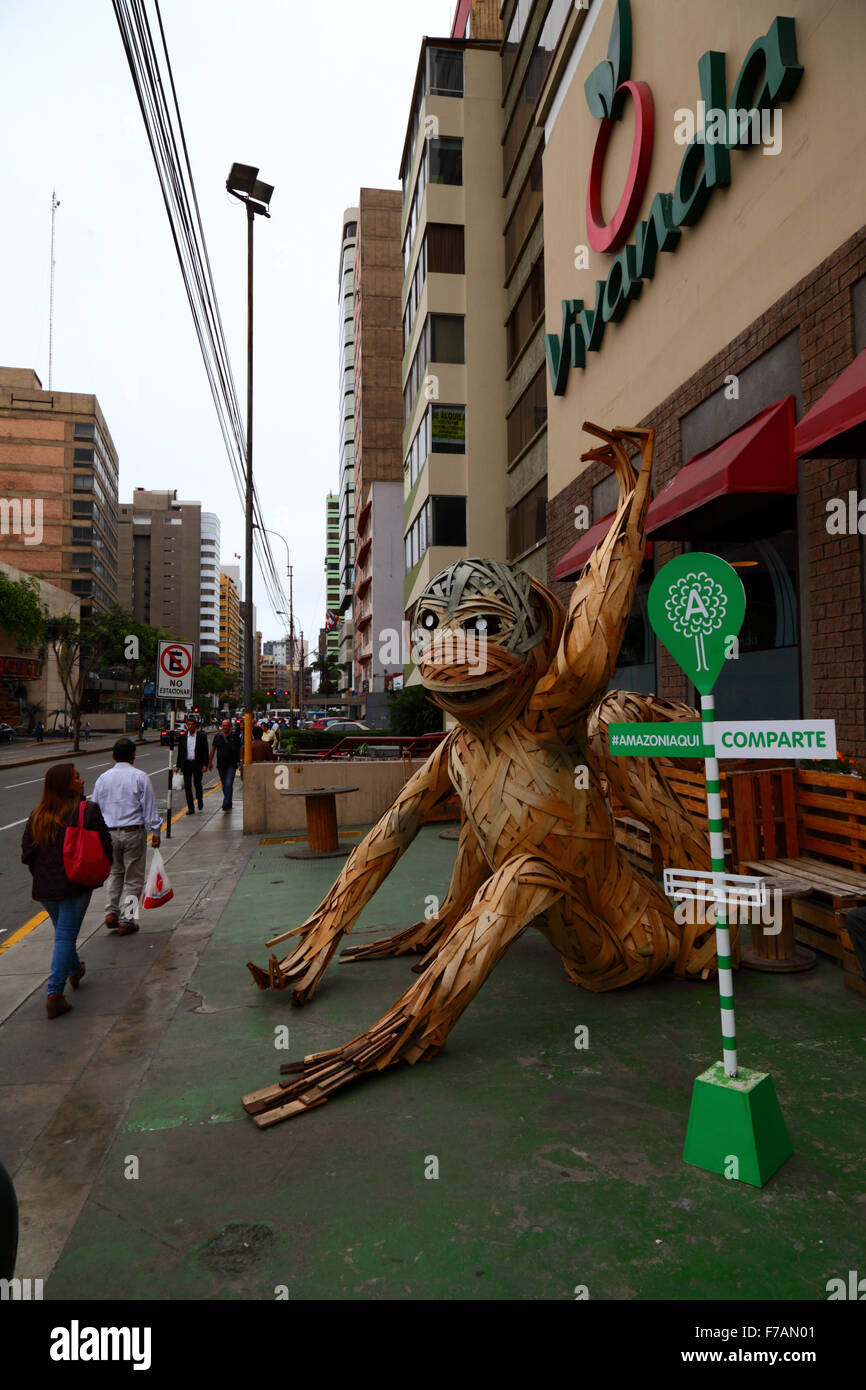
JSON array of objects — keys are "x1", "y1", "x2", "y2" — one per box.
[
  {"x1": 176, "y1": 714, "x2": 209, "y2": 815},
  {"x1": 35, "y1": 720, "x2": 44, "y2": 744},
  {"x1": 20, "y1": 764, "x2": 113, "y2": 1019},
  {"x1": 92, "y1": 738, "x2": 161, "y2": 936},
  {"x1": 209, "y1": 718, "x2": 241, "y2": 812},
  {"x1": 84, "y1": 721, "x2": 91, "y2": 742}
]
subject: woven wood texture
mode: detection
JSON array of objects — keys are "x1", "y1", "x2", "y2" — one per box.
[{"x1": 242, "y1": 424, "x2": 720, "y2": 1127}]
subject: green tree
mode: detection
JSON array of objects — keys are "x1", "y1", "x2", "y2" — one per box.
[
  {"x1": 0, "y1": 571, "x2": 48, "y2": 652},
  {"x1": 309, "y1": 652, "x2": 341, "y2": 695},
  {"x1": 42, "y1": 604, "x2": 159, "y2": 752},
  {"x1": 387, "y1": 684, "x2": 443, "y2": 736}
]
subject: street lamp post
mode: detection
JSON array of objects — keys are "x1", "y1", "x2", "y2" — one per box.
[{"x1": 226, "y1": 163, "x2": 273, "y2": 764}]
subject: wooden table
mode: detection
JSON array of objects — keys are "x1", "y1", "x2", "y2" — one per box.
[
  {"x1": 280, "y1": 786, "x2": 359, "y2": 859},
  {"x1": 739, "y1": 871, "x2": 817, "y2": 973}
]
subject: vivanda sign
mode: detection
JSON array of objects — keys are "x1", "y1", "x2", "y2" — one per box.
[{"x1": 545, "y1": 1, "x2": 803, "y2": 395}]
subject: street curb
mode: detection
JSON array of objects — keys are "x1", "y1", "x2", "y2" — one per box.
[{"x1": 0, "y1": 737, "x2": 159, "y2": 772}]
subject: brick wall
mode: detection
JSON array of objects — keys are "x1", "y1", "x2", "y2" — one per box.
[{"x1": 547, "y1": 225, "x2": 866, "y2": 747}]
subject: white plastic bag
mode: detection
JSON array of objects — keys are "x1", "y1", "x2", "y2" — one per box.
[
  {"x1": 142, "y1": 849, "x2": 174, "y2": 910},
  {"x1": 172, "y1": 771, "x2": 184, "y2": 792}
]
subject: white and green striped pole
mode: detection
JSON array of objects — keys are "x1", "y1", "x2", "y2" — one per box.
[
  {"x1": 650, "y1": 553, "x2": 792, "y2": 1184},
  {"x1": 700, "y1": 693, "x2": 737, "y2": 1077}
]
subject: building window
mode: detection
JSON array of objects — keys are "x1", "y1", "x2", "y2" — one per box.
[
  {"x1": 343, "y1": 220, "x2": 357, "y2": 239},
  {"x1": 427, "y1": 46, "x2": 464, "y2": 97},
  {"x1": 404, "y1": 314, "x2": 465, "y2": 424},
  {"x1": 506, "y1": 254, "x2": 545, "y2": 369},
  {"x1": 502, "y1": 0, "x2": 571, "y2": 185},
  {"x1": 711, "y1": 534, "x2": 800, "y2": 720},
  {"x1": 72, "y1": 499, "x2": 93, "y2": 516},
  {"x1": 506, "y1": 366, "x2": 547, "y2": 462},
  {"x1": 406, "y1": 495, "x2": 465, "y2": 571},
  {"x1": 72, "y1": 473, "x2": 94, "y2": 491},
  {"x1": 427, "y1": 222, "x2": 465, "y2": 275},
  {"x1": 504, "y1": 148, "x2": 543, "y2": 279},
  {"x1": 70, "y1": 579, "x2": 92, "y2": 595},
  {"x1": 507, "y1": 478, "x2": 547, "y2": 559},
  {"x1": 73, "y1": 421, "x2": 95, "y2": 440},
  {"x1": 73, "y1": 447, "x2": 94, "y2": 464},
  {"x1": 72, "y1": 526, "x2": 92, "y2": 541},
  {"x1": 429, "y1": 136, "x2": 463, "y2": 186},
  {"x1": 404, "y1": 403, "x2": 466, "y2": 495}
]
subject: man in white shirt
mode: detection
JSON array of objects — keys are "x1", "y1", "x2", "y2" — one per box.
[{"x1": 92, "y1": 738, "x2": 161, "y2": 936}]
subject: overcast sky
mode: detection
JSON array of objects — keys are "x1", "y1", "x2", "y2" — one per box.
[{"x1": 1, "y1": 0, "x2": 452, "y2": 648}]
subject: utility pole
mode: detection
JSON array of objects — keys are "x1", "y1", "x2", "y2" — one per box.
[
  {"x1": 298, "y1": 628, "x2": 305, "y2": 723},
  {"x1": 288, "y1": 564, "x2": 294, "y2": 722},
  {"x1": 48, "y1": 190, "x2": 60, "y2": 390}
]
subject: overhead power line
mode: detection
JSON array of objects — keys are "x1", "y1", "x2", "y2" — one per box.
[{"x1": 111, "y1": 0, "x2": 290, "y2": 626}]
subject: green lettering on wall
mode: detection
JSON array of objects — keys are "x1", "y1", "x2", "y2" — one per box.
[
  {"x1": 633, "y1": 192, "x2": 681, "y2": 279},
  {"x1": 671, "y1": 50, "x2": 731, "y2": 227},
  {"x1": 729, "y1": 15, "x2": 803, "y2": 115}
]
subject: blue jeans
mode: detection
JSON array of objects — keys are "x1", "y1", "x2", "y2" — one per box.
[
  {"x1": 42, "y1": 893, "x2": 92, "y2": 995},
  {"x1": 219, "y1": 763, "x2": 237, "y2": 809}
]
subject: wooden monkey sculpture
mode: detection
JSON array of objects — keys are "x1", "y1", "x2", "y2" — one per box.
[{"x1": 243, "y1": 423, "x2": 712, "y2": 1128}]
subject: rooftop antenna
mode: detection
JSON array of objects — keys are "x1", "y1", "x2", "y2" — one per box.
[{"x1": 48, "y1": 190, "x2": 60, "y2": 389}]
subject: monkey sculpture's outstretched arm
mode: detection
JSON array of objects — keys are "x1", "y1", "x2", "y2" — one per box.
[
  {"x1": 247, "y1": 735, "x2": 456, "y2": 1003},
  {"x1": 529, "y1": 424, "x2": 654, "y2": 728}
]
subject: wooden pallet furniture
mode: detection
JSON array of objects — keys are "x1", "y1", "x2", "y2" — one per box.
[{"x1": 732, "y1": 767, "x2": 866, "y2": 995}]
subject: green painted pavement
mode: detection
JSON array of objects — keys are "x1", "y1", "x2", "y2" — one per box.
[{"x1": 47, "y1": 827, "x2": 866, "y2": 1301}]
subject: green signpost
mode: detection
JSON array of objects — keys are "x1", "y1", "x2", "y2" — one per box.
[{"x1": 643, "y1": 553, "x2": 792, "y2": 1186}]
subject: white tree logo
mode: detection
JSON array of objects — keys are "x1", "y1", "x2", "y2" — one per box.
[{"x1": 664, "y1": 571, "x2": 728, "y2": 673}]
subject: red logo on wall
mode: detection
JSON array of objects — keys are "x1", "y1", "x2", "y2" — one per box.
[{"x1": 584, "y1": 0, "x2": 654, "y2": 254}]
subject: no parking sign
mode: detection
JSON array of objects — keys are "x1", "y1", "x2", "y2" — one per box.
[{"x1": 156, "y1": 640, "x2": 195, "y2": 699}]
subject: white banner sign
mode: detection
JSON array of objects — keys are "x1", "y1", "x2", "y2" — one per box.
[
  {"x1": 156, "y1": 640, "x2": 195, "y2": 700},
  {"x1": 713, "y1": 720, "x2": 836, "y2": 759}
]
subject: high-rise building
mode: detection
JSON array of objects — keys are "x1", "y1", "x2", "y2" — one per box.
[
  {"x1": 200, "y1": 512, "x2": 221, "y2": 664},
  {"x1": 0, "y1": 366, "x2": 119, "y2": 621},
  {"x1": 399, "y1": 24, "x2": 509, "y2": 679},
  {"x1": 336, "y1": 208, "x2": 358, "y2": 691},
  {"x1": 117, "y1": 489, "x2": 201, "y2": 647},
  {"x1": 351, "y1": 187, "x2": 406, "y2": 722},
  {"x1": 325, "y1": 493, "x2": 340, "y2": 663},
  {"x1": 219, "y1": 570, "x2": 241, "y2": 674}
]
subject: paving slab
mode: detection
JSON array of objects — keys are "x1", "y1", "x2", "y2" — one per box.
[{"x1": 37, "y1": 825, "x2": 866, "y2": 1301}]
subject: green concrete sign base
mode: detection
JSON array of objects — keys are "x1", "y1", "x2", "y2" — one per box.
[{"x1": 683, "y1": 1062, "x2": 792, "y2": 1187}]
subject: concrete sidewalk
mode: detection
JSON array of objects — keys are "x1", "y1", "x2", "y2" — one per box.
[
  {"x1": 0, "y1": 781, "x2": 254, "y2": 1283},
  {"x1": 6, "y1": 818, "x2": 864, "y2": 1302}
]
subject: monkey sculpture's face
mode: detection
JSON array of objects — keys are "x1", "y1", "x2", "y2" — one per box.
[{"x1": 412, "y1": 558, "x2": 551, "y2": 725}]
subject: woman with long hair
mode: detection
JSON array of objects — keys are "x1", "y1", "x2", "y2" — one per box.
[{"x1": 21, "y1": 764, "x2": 113, "y2": 1019}]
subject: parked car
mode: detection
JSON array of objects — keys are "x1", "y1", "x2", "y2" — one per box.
[
  {"x1": 325, "y1": 721, "x2": 371, "y2": 734},
  {"x1": 0, "y1": 723, "x2": 15, "y2": 743},
  {"x1": 159, "y1": 728, "x2": 177, "y2": 747}
]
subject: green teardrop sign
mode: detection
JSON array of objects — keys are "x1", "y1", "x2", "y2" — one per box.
[{"x1": 648, "y1": 553, "x2": 746, "y2": 695}]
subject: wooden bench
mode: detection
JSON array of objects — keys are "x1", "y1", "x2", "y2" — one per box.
[{"x1": 731, "y1": 767, "x2": 866, "y2": 996}]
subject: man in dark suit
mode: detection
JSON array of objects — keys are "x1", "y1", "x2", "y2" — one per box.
[{"x1": 176, "y1": 714, "x2": 209, "y2": 815}]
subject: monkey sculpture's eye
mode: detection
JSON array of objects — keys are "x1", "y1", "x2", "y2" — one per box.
[
  {"x1": 418, "y1": 610, "x2": 439, "y2": 631},
  {"x1": 463, "y1": 615, "x2": 501, "y2": 636}
]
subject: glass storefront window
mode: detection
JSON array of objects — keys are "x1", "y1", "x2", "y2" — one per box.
[{"x1": 710, "y1": 533, "x2": 800, "y2": 720}]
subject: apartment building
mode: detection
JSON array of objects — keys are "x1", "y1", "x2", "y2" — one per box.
[
  {"x1": 324, "y1": 493, "x2": 340, "y2": 663},
  {"x1": 352, "y1": 187, "x2": 406, "y2": 722},
  {"x1": 0, "y1": 366, "x2": 119, "y2": 621},
  {"x1": 336, "y1": 208, "x2": 358, "y2": 691},
  {"x1": 399, "y1": 27, "x2": 510, "y2": 660},
  {"x1": 200, "y1": 512, "x2": 221, "y2": 664},
  {"x1": 117, "y1": 488, "x2": 201, "y2": 647},
  {"x1": 219, "y1": 569, "x2": 241, "y2": 674}
]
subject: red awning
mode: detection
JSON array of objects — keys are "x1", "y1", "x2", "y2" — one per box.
[
  {"x1": 646, "y1": 396, "x2": 796, "y2": 541},
  {"x1": 555, "y1": 397, "x2": 796, "y2": 579},
  {"x1": 555, "y1": 514, "x2": 653, "y2": 580},
  {"x1": 794, "y1": 348, "x2": 866, "y2": 458}
]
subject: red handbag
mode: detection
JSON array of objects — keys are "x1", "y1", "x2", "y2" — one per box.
[{"x1": 63, "y1": 801, "x2": 112, "y2": 888}]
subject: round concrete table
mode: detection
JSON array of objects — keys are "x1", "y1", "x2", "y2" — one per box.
[
  {"x1": 740, "y1": 873, "x2": 818, "y2": 973},
  {"x1": 280, "y1": 786, "x2": 359, "y2": 859}
]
